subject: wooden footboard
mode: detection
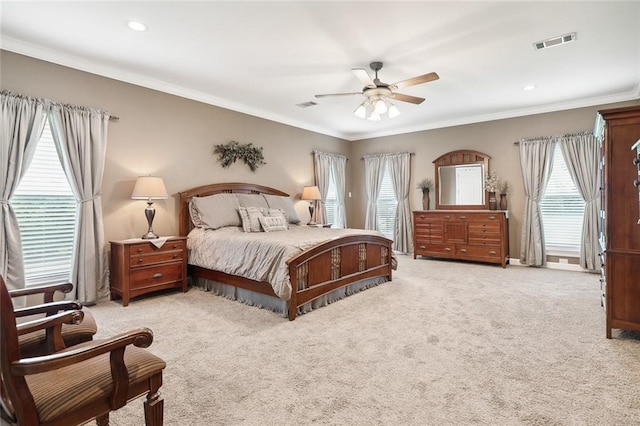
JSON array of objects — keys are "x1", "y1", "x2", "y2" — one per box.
[{"x1": 286, "y1": 234, "x2": 392, "y2": 320}]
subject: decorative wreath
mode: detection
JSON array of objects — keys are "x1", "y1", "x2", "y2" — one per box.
[{"x1": 213, "y1": 141, "x2": 266, "y2": 172}]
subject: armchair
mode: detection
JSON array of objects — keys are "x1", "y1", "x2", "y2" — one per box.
[
  {"x1": 0, "y1": 276, "x2": 166, "y2": 426},
  {"x1": 8, "y1": 281, "x2": 97, "y2": 357}
]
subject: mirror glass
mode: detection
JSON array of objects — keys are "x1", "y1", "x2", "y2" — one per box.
[{"x1": 439, "y1": 164, "x2": 485, "y2": 205}]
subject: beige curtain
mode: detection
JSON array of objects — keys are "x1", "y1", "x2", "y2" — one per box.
[
  {"x1": 386, "y1": 152, "x2": 412, "y2": 253},
  {"x1": 519, "y1": 138, "x2": 555, "y2": 266},
  {"x1": 557, "y1": 133, "x2": 599, "y2": 270},
  {"x1": 0, "y1": 91, "x2": 47, "y2": 290},
  {"x1": 364, "y1": 155, "x2": 386, "y2": 231},
  {"x1": 49, "y1": 105, "x2": 110, "y2": 303},
  {"x1": 314, "y1": 151, "x2": 347, "y2": 228}
]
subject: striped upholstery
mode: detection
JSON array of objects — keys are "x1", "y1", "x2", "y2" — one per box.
[
  {"x1": 25, "y1": 342, "x2": 166, "y2": 423},
  {"x1": 17, "y1": 308, "x2": 98, "y2": 357}
]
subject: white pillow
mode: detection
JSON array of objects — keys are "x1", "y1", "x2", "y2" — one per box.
[
  {"x1": 258, "y1": 215, "x2": 288, "y2": 232},
  {"x1": 191, "y1": 194, "x2": 241, "y2": 230},
  {"x1": 238, "y1": 206, "x2": 265, "y2": 233},
  {"x1": 263, "y1": 194, "x2": 301, "y2": 224}
]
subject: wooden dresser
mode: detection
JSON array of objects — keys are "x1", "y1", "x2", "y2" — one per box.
[
  {"x1": 413, "y1": 210, "x2": 509, "y2": 268},
  {"x1": 110, "y1": 237, "x2": 188, "y2": 306},
  {"x1": 595, "y1": 105, "x2": 640, "y2": 338}
]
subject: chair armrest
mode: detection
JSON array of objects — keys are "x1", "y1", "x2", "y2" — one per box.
[
  {"x1": 14, "y1": 301, "x2": 83, "y2": 318},
  {"x1": 16, "y1": 310, "x2": 85, "y2": 337},
  {"x1": 11, "y1": 327, "x2": 154, "y2": 375},
  {"x1": 9, "y1": 283, "x2": 73, "y2": 303}
]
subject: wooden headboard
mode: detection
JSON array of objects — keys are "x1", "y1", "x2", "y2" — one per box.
[{"x1": 178, "y1": 182, "x2": 290, "y2": 236}]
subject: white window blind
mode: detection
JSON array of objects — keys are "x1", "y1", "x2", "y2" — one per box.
[
  {"x1": 12, "y1": 120, "x2": 77, "y2": 286},
  {"x1": 325, "y1": 168, "x2": 338, "y2": 226},
  {"x1": 376, "y1": 164, "x2": 397, "y2": 240},
  {"x1": 539, "y1": 145, "x2": 585, "y2": 253}
]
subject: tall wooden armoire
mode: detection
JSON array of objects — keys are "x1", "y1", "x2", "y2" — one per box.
[{"x1": 595, "y1": 105, "x2": 640, "y2": 338}]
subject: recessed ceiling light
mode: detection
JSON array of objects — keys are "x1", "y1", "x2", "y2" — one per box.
[
  {"x1": 522, "y1": 85, "x2": 536, "y2": 91},
  {"x1": 126, "y1": 20, "x2": 147, "y2": 32}
]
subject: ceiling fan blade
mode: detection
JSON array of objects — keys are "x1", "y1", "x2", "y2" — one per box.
[
  {"x1": 314, "y1": 92, "x2": 362, "y2": 98},
  {"x1": 391, "y1": 72, "x2": 439, "y2": 90},
  {"x1": 352, "y1": 68, "x2": 377, "y2": 88},
  {"x1": 392, "y1": 93, "x2": 425, "y2": 104}
]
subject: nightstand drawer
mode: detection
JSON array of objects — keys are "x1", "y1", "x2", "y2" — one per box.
[
  {"x1": 130, "y1": 240, "x2": 185, "y2": 255},
  {"x1": 130, "y1": 251, "x2": 183, "y2": 268},
  {"x1": 130, "y1": 263, "x2": 183, "y2": 289}
]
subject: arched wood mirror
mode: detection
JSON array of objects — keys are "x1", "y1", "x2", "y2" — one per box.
[{"x1": 434, "y1": 150, "x2": 490, "y2": 210}]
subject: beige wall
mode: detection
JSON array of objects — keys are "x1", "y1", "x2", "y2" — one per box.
[
  {"x1": 2, "y1": 50, "x2": 638, "y2": 259},
  {"x1": 1, "y1": 51, "x2": 350, "y2": 243},
  {"x1": 350, "y1": 101, "x2": 638, "y2": 258}
]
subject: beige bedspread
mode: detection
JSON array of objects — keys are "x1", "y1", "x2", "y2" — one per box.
[{"x1": 187, "y1": 225, "x2": 390, "y2": 301}]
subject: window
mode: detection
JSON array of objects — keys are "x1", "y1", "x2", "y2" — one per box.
[
  {"x1": 539, "y1": 145, "x2": 585, "y2": 253},
  {"x1": 12, "y1": 120, "x2": 77, "y2": 286},
  {"x1": 376, "y1": 164, "x2": 397, "y2": 240},
  {"x1": 324, "y1": 168, "x2": 338, "y2": 226}
]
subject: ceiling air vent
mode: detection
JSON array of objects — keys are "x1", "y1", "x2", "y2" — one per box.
[
  {"x1": 533, "y1": 32, "x2": 576, "y2": 50},
  {"x1": 296, "y1": 101, "x2": 318, "y2": 108}
]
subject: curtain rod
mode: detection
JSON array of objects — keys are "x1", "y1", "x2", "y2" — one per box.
[
  {"x1": 513, "y1": 130, "x2": 592, "y2": 145},
  {"x1": 361, "y1": 152, "x2": 415, "y2": 160}
]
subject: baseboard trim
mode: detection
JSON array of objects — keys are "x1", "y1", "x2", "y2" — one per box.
[{"x1": 509, "y1": 258, "x2": 584, "y2": 272}]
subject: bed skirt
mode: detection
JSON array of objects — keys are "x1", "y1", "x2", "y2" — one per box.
[{"x1": 191, "y1": 275, "x2": 389, "y2": 318}]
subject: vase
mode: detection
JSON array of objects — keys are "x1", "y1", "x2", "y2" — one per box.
[
  {"x1": 499, "y1": 194, "x2": 508, "y2": 210},
  {"x1": 422, "y1": 190, "x2": 430, "y2": 211},
  {"x1": 488, "y1": 192, "x2": 497, "y2": 210}
]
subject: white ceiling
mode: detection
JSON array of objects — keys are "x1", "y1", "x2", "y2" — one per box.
[{"x1": 2, "y1": 1, "x2": 639, "y2": 141}]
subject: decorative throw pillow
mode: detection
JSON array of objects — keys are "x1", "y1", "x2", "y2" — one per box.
[
  {"x1": 238, "y1": 206, "x2": 265, "y2": 232},
  {"x1": 190, "y1": 194, "x2": 241, "y2": 230},
  {"x1": 188, "y1": 198, "x2": 204, "y2": 228},
  {"x1": 258, "y1": 215, "x2": 288, "y2": 232},
  {"x1": 265, "y1": 208, "x2": 288, "y2": 227},
  {"x1": 236, "y1": 193, "x2": 269, "y2": 209},
  {"x1": 263, "y1": 194, "x2": 301, "y2": 224}
]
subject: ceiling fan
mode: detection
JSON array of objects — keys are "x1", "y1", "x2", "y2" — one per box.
[{"x1": 315, "y1": 62, "x2": 439, "y2": 120}]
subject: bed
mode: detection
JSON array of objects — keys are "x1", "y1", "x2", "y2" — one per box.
[{"x1": 178, "y1": 182, "x2": 394, "y2": 320}]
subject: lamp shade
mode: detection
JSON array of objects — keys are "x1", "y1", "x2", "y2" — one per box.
[
  {"x1": 301, "y1": 186, "x2": 321, "y2": 200},
  {"x1": 131, "y1": 176, "x2": 168, "y2": 200}
]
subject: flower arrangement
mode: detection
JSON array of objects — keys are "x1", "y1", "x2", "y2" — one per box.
[
  {"x1": 497, "y1": 180, "x2": 509, "y2": 195},
  {"x1": 416, "y1": 178, "x2": 434, "y2": 192},
  {"x1": 484, "y1": 171, "x2": 500, "y2": 193},
  {"x1": 213, "y1": 141, "x2": 266, "y2": 172}
]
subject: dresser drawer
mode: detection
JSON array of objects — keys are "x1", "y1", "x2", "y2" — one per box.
[
  {"x1": 456, "y1": 245, "x2": 501, "y2": 259},
  {"x1": 129, "y1": 240, "x2": 185, "y2": 255},
  {"x1": 130, "y1": 250, "x2": 184, "y2": 268},
  {"x1": 129, "y1": 262, "x2": 183, "y2": 289},
  {"x1": 418, "y1": 244, "x2": 455, "y2": 255},
  {"x1": 468, "y1": 222, "x2": 501, "y2": 232},
  {"x1": 468, "y1": 237, "x2": 501, "y2": 246}
]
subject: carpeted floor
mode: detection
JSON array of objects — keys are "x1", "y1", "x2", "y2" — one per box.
[{"x1": 90, "y1": 255, "x2": 640, "y2": 425}]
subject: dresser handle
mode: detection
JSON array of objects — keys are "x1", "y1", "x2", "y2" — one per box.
[
  {"x1": 444, "y1": 215, "x2": 451, "y2": 219},
  {"x1": 459, "y1": 216, "x2": 467, "y2": 219},
  {"x1": 488, "y1": 215, "x2": 496, "y2": 220},
  {"x1": 153, "y1": 273, "x2": 163, "y2": 279},
  {"x1": 444, "y1": 247, "x2": 452, "y2": 251},
  {"x1": 420, "y1": 245, "x2": 426, "y2": 249},
  {"x1": 460, "y1": 249, "x2": 467, "y2": 253},
  {"x1": 419, "y1": 215, "x2": 425, "y2": 219},
  {"x1": 489, "y1": 251, "x2": 497, "y2": 255}
]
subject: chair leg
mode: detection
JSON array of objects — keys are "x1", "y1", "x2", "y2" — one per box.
[
  {"x1": 96, "y1": 413, "x2": 109, "y2": 425},
  {"x1": 143, "y1": 390, "x2": 164, "y2": 426}
]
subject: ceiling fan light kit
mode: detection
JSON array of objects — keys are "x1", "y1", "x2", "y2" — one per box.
[{"x1": 316, "y1": 61, "x2": 439, "y2": 122}]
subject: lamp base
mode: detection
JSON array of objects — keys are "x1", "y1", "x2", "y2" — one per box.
[
  {"x1": 141, "y1": 231, "x2": 159, "y2": 239},
  {"x1": 141, "y1": 201, "x2": 158, "y2": 239}
]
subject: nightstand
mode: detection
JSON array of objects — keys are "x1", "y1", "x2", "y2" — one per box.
[{"x1": 109, "y1": 236, "x2": 188, "y2": 306}]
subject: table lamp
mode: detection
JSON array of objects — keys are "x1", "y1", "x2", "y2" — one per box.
[
  {"x1": 131, "y1": 176, "x2": 168, "y2": 239},
  {"x1": 301, "y1": 185, "x2": 321, "y2": 225}
]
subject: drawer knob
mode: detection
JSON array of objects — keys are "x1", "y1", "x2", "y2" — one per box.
[
  {"x1": 460, "y1": 249, "x2": 467, "y2": 253},
  {"x1": 420, "y1": 245, "x2": 426, "y2": 249},
  {"x1": 153, "y1": 273, "x2": 163, "y2": 279},
  {"x1": 173, "y1": 255, "x2": 178, "y2": 259},
  {"x1": 137, "y1": 248, "x2": 143, "y2": 253},
  {"x1": 173, "y1": 244, "x2": 178, "y2": 248},
  {"x1": 137, "y1": 258, "x2": 143, "y2": 263}
]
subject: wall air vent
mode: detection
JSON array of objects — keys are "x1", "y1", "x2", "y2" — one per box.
[
  {"x1": 296, "y1": 101, "x2": 318, "y2": 108},
  {"x1": 533, "y1": 32, "x2": 576, "y2": 50}
]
